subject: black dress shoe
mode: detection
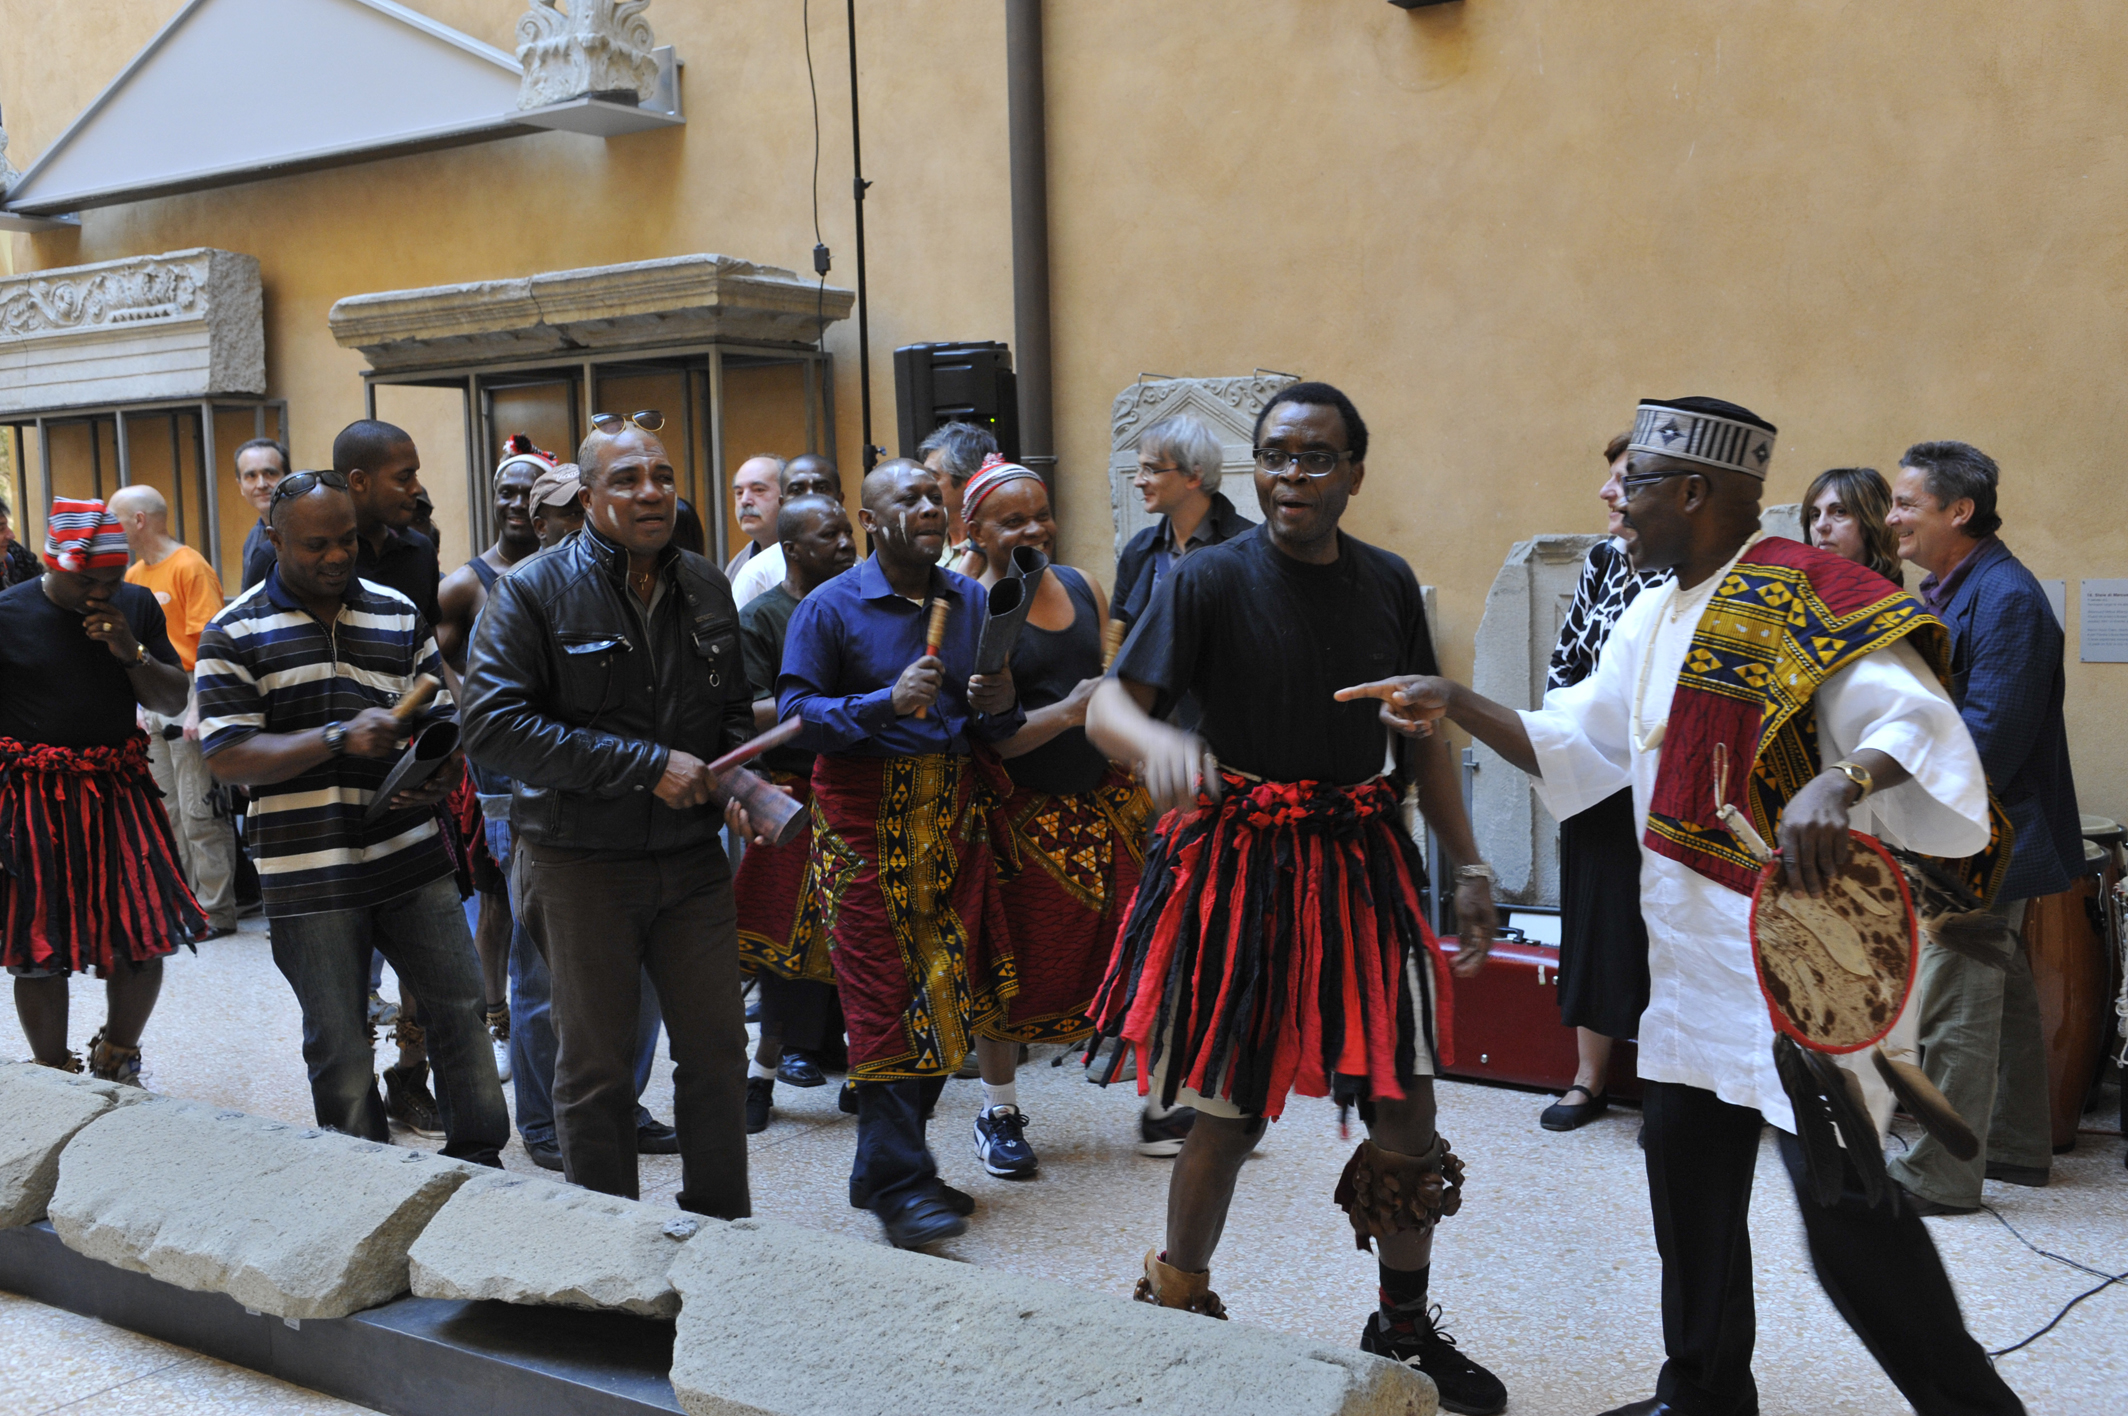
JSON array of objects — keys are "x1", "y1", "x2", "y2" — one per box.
[
  {"x1": 524, "y1": 1137, "x2": 563, "y2": 1171},
  {"x1": 1540, "y1": 1086, "x2": 1609, "y2": 1132},
  {"x1": 636, "y1": 1118, "x2": 681, "y2": 1154},
  {"x1": 777, "y1": 1052, "x2": 827, "y2": 1088},
  {"x1": 849, "y1": 1177, "x2": 975, "y2": 1215},
  {"x1": 1593, "y1": 1402, "x2": 1676, "y2": 1416},
  {"x1": 881, "y1": 1195, "x2": 967, "y2": 1250},
  {"x1": 745, "y1": 1075, "x2": 774, "y2": 1134},
  {"x1": 838, "y1": 1079, "x2": 859, "y2": 1115}
]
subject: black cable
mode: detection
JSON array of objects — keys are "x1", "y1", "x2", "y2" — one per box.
[
  {"x1": 803, "y1": 0, "x2": 828, "y2": 352},
  {"x1": 1977, "y1": 1201, "x2": 2128, "y2": 1359}
]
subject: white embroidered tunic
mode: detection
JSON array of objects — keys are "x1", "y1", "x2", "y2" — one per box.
[{"x1": 1516, "y1": 541, "x2": 1990, "y2": 1132}]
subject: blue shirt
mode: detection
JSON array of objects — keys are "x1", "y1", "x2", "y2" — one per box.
[
  {"x1": 196, "y1": 569, "x2": 456, "y2": 919},
  {"x1": 778, "y1": 557, "x2": 1024, "y2": 757}
]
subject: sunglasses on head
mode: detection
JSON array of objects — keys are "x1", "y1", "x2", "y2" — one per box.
[
  {"x1": 589, "y1": 409, "x2": 666, "y2": 435},
  {"x1": 269, "y1": 470, "x2": 351, "y2": 506}
]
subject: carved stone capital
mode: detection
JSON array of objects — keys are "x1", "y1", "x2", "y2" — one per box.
[
  {"x1": 0, "y1": 249, "x2": 264, "y2": 415},
  {"x1": 516, "y1": 0, "x2": 659, "y2": 109}
]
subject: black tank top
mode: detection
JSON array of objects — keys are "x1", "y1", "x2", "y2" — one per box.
[
  {"x1": 470, "y1": 556, "x2": 502, "y2": 594},
  {"x1": 1006, "y1": 565, "x2": 1109, "y2": 796}
]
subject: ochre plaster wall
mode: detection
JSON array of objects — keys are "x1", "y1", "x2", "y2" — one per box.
[{"x1": 3, "y1": 1, "x2": 2123, "y2": 821}]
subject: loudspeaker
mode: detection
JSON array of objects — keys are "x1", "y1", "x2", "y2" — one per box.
[{"x1": 894, "y1": 342, "x2": 1020, "y2": 463}]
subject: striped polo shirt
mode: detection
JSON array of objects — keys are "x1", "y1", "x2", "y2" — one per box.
[{"x1": 195, "y1": 570, "x2": 455, "y2": 919}]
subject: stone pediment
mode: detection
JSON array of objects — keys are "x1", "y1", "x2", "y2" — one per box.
[
  {"x1": 0, "y1": 248, "x2": 263, "y2": 416},
  {"x1": 329, "y1": 254, "x2": 855, "y2": 373},
  {"x1": 1106, "y1": 375, "x2": 1291, "y2": 561}
]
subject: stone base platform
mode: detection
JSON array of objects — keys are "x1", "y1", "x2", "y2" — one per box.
[{"x1": 0, "y1": 1220, "x2": 680, "y2": 1415}]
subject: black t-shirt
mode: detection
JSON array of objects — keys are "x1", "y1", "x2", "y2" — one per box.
[
  {"x1": 1111, "y1": 527, "x2": 1437, "y2": 785},
  {"x1": 358, "y1": 526, "x2": 440, "y2": 629},
  {"x1": 0, "y1": 578, "x2": 181, "y2": 747},
  {"x1": 739, "y1": 582, "x2": 813, "y2": 776},
  {"x1": 1007, "y1": 564, "x2": 1109, "y2": 796}
]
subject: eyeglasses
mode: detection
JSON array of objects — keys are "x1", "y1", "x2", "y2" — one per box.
[
  {"x1": 1134, "y1": 461, "x2": 1185, "y2": 481},
  {"x1": 268, "y1": 470, "x2": 350, "y2": 507},
  {"x1": 1620, "y1": 470, "x2": 1694, "y2": 500},
  {"x1": 1253, "y1": 448, "x2": 1352, "y2": 478},
  {"x1": 590, "y1": 409, "x2": 666, "y2": 435}
]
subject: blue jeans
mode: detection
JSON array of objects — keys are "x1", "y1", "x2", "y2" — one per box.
[
  {"x1": 492, "y1": 817, "x2": 662, "y2": 1148},
  {"x1": 267, "y1": 874, "x2": 508, "y2": 1165}
]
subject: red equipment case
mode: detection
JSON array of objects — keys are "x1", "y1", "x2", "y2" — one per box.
[{"x1": 1437, "y1": 923, "x2": 1640, "y2": 1099}]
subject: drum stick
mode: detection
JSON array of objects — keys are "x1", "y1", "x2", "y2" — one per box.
[
  {"x1": 915, "y1": 597, "x2": 951, "y2": 720},
  {"x1": 1101, "y1": 618, "x2": 1128, "y2": 670},
  {"x1": 707, "y1": 717, "x2": 803, "y2": 777},
  {"x1": 391, "y1": 674, "x2": 441, "y2": 721}
]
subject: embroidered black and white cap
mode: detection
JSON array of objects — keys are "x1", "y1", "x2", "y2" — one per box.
[{"x1": 1629, "y1": 398, "x2": 1777, "y2": 480}]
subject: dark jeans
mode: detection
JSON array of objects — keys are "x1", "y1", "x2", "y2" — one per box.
[
  {"x1": 853, "y1": 1076, "x2": 948, "y2": 1219},
  {"x1": 268, "y1": 875, "x2": 508, "y2": 1165},
  {"x1": 503, "y1": 849, "x2": 664, "y2": 1147},
  {"x1": 515, "y1": 842, "x2": 749, "y2": 1218},
  {"x1": 1642, "y1": 1079, "x2": 2022, "y2": 1416}
]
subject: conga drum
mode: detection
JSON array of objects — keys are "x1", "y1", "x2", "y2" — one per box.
[{"x1": 2023, "y1": 835, "x2": 2111, "y2": 1151}]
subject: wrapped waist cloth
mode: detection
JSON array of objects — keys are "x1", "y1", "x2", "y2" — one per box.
[
  {"x1": 811, "y1": 751, "x2": 1018, "y2": 1081},
  {"x1": 1091, "y1": 772, "x2": 1451, "y2": 1120},
  {"x1": 736, "y1": 771, "x2": 831, "y2": 983},
  {"x1": 0, "y1": 733, "x2": 204, "y2": 974}
]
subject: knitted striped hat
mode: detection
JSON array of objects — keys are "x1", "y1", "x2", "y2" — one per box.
[
  {"x1": 43, "y1": 498, "x2": 129, "y2": 572},
  {"x1": 496, "y1": 432, "x2": 558, "y2": 483},
  {"x1": 959, "y1": 454, "x2": 1045, "y2": 525},
  {"x1": 1628, "y1": 398, "x2": 1778, "y2": 480}
]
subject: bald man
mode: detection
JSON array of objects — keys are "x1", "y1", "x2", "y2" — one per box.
[
  {"x1": 111, "y1": 485, "x2": 237, "y2": 937},
  {"x1": 777, "y1": 459, "x2": 1022, "y2": 1249},
  {"x1": 725, "y1": 454, "x2": 786, "y2": 582}
]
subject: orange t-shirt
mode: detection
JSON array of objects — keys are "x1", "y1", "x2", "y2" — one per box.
[{"x1": 126, "y1": 544, "x2": 225, "y2": 671}]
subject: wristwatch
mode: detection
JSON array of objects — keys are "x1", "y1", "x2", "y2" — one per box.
[
  {"x1": 1455, "y1": 863, "x2": 1497, "y2": 886},
  {"x1": 322, "y1": 722, "x2": 348, "y2": 757},
  {"x1": 131, "y1": 642, "x2": 148, "y2": 666},
  {"x1": 1828, "y1": 759, "x2": 1874, "y2": 802}
]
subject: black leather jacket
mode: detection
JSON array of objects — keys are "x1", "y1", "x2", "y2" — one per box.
[{"x1": 461, "y1": 529, "x2": 752, "y2": 856}]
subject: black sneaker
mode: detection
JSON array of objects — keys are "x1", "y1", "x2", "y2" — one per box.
[
  {"x1": 777, "y1": 1052, "x2": 827, "y2": 1088},
  {"x1": 973, "y1": 1105, "x2": 1038, "y2": 1178},
  {"x1": 637, "y1": 1118, "x2": 681, "y2": 1154},
  {"x1": 745, "y1": 1076, "x2": 774, "y2": 1134},
  {"x1": 1361, "y1": 1306, "x2": 1507, "y2": 1416},
  {"x1": 1136, "y1": 1103, "x2": 1197, "y2": 1157},
  {"x1": 382, "y1": 1064, "x2": 443, "y2": 1138}
]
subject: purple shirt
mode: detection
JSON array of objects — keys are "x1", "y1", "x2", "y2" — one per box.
[
  {"x1": 1917, "y1": 534, "x2": 2000, "y2": 615},
  {"x1": 777, "y1": 555, "x2": 1024, "y2": 757}
]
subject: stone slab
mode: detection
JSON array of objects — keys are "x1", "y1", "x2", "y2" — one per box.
[
  {"x1": 410, "y1": 1171, "x2": 703, "y2": 1319},
  {"x1": 1105, "y1": 374, "x2": 1279, "y2": 563},
  {"x1": 669, "y1": 1219, "x2": 1434, "y2": 1416},
  {"x1": 0, "y1": 1062, "x2": 142, "y2": 1228},
  {"x1": 48, "y1": 1095, "x2": 476, "y2": 1319}
]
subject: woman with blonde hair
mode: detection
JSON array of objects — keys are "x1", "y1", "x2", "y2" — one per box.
[{"x1": 1802, "y1": 465, "x2": 1904, "y2": 586}]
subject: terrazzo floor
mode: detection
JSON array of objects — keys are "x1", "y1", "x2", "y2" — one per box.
[{"x1": 3, "y1": 917, "x2": 2123, "y2": 1416}]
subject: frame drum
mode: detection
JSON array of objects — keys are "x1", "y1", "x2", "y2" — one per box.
[{"x1": 1750, "y1": 831, "x2": 1919, "y2": 1053}]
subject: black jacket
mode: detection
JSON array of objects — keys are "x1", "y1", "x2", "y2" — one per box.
[
  {"x1": 1111, "y1": 491, "x2": 1255, "y2": 628},
  {"x1": 461, "y1": 528, "x2": 752, "y2": 856}
]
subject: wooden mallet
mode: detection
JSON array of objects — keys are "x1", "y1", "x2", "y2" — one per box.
[{"x1": 915, "y1": 597, "x2": 951, "y2": 719}]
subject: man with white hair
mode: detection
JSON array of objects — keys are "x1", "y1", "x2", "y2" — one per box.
[
  {"x1": 110, "y1": 484, "x2": 237, "y2": 938},
  {"x1": 1112, "y1": 412, "x2": 1254, "y2": 632}
]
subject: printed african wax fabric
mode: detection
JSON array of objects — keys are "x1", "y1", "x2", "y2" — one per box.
[
  {"x1": 1091, "y1": 773, "x2": 1449, "y2": 1121},
  {"x1": 1645, "y1": 537, "x2": 2011, "y2": 902},
  {"x1": 981, "y1": 764, "x2": 1151, "y2": 1045},
  {"x1": 735, "y1": 772, "x2": 831, "y2": 983},
  {"x1": 0, "y1": 734, "x2": 203, "y2": 973},
  {"x1": 810, "y1": 751, "x2": 1017, "y2": 1081}
]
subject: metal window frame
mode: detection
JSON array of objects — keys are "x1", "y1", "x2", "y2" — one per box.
[
  {"x1": 360, "y1": 339, "x2": 834, "y2": 557},
  {"x1": 2, "y1": 396, "x2": 288, "y2": 580}
]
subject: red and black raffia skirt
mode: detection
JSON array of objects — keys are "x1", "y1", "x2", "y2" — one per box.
[
  {"x1": 982, "y1": 765, "x2": 1152, "y2": 1045},
  {"x1": 736, "y1": 772, "x2": 831, "y2": 983},
  {"x1": 445, "y1": 767, "x2": 503, "y2": 896},
  {"x1": 811, "y1": 751, "x2": 1017, "y2": 1081},
  {"x1": 1090, "y1": 772, "x2": 1451, "y2": 1120},
  {"x1": 0, "y1": 734, "x2": 204, "y2": 974}
]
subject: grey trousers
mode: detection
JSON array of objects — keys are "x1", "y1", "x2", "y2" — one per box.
[
  {"x1": 515, "y1": 841, "x2": 751, "y2": 1219},
  {"x1": 144, "y1": 714, "x2": 237, "y2": 929},
  {"x1": 1887, "y1": 898, "x2": 2052, "y2": 1206}
]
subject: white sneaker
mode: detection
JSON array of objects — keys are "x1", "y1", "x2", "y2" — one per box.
[{"x1": 493, "y1": 1036, "x2": 513, "y2": 1083}]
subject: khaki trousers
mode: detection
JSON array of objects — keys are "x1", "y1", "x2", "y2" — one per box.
[
  {"x1": 1886, "y1": 897, "x2": 2053, "y2": 1206},
  {"x1": 144, "y1": 712, "x2": 237, "y2": 929}
]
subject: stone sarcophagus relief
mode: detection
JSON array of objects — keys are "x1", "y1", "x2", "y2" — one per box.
[
  {"x1": 0, "y1": 249, "x2": 263, "y2": 416},
  {"x1": 1107, "y1": 375, "x2": 1292, "y2": 563}
]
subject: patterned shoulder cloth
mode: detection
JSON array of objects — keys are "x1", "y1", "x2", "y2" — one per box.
[{"x1": 1643, "y1": 536, "x2": 2013, "y2": 902}]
